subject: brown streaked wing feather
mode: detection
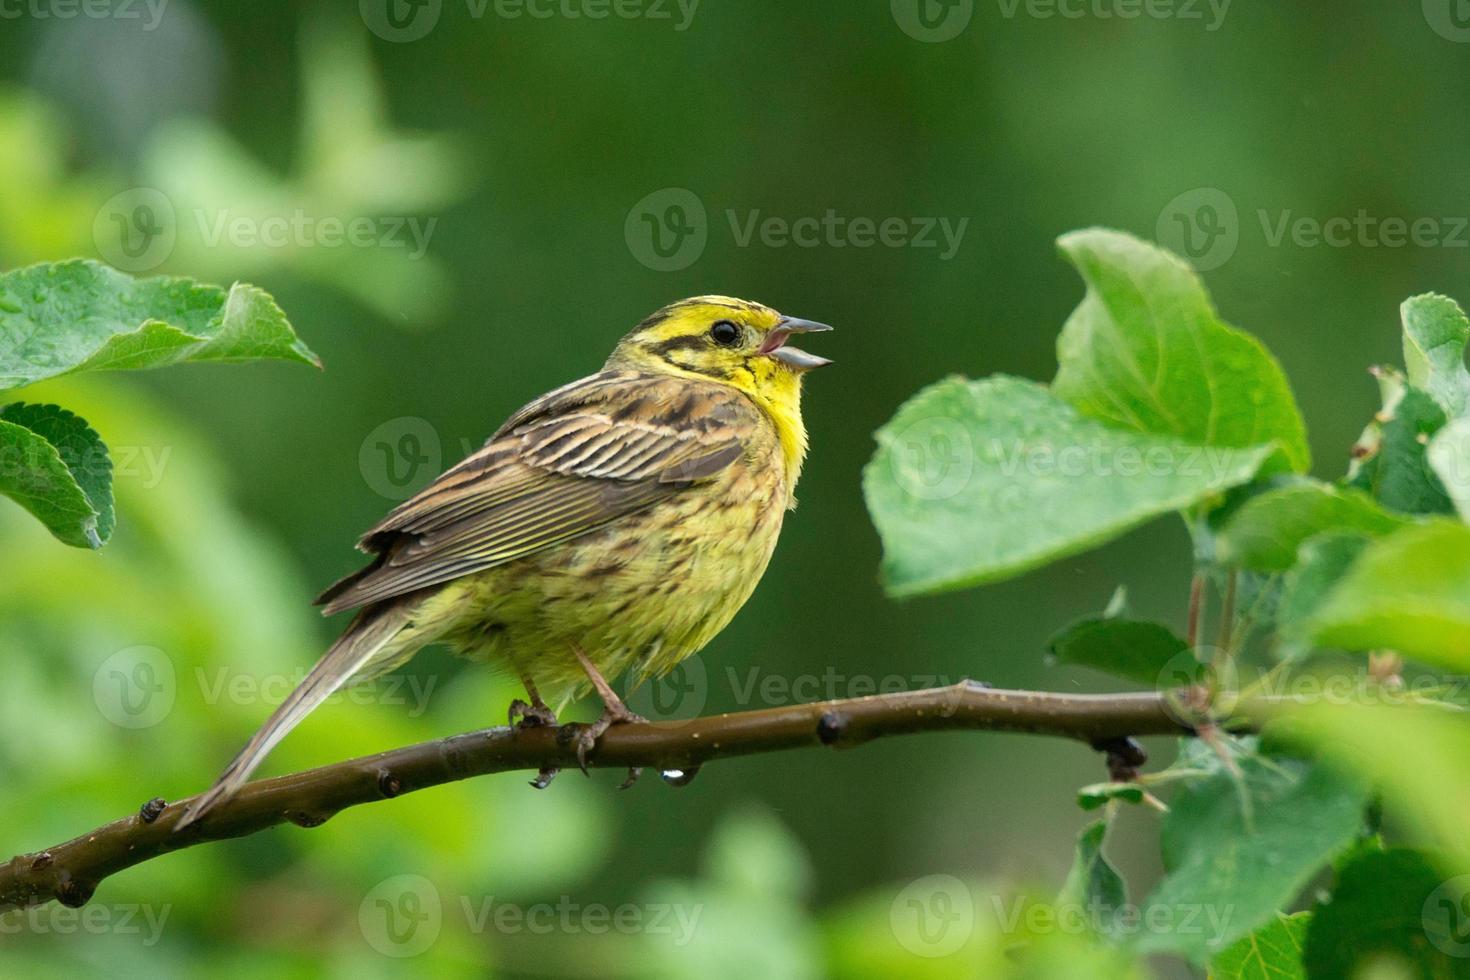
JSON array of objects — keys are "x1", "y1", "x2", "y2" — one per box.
[
  {"x1": 315, "y1": 372, "x2": 758, "y2": 615},
  {"x1": 489, "y1": 369, "x2": 646, "y2": 440}
]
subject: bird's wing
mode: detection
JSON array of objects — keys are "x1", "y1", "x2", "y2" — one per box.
[{"x1": 315, "y1": 371, "x2": 757, "y2": 614}]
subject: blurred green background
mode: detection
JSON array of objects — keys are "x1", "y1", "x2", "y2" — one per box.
[{"x1": 0, "y1": 1, "x2": 1464, "y2": 975}]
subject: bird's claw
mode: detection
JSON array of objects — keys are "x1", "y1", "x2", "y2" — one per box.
[
  {"x1": 564, "y1": 707, "x2": 648, "y2": 777},
  {"x1": 619, "y1": 767, "x2": 643, "y2": 789},
  {"x1": 529, "y1": 766, "x2": 559, "y2": 790},
  {"x1": 572, "y1": 725, "x2": 599, "y2": 776}
]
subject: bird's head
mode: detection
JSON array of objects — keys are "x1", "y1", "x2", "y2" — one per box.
[{"x1": 607, "y1": 296, "x2": 833, "y2": 410}]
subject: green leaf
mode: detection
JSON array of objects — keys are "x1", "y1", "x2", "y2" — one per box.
[
  {"x1": 1346, "y1": 369, "x2": 1455, "y2": 516},
  {"x1": 1210, "y1": 912, "x2": 1309, "y2": 980},
  {"x1": 1058, "y1": 819, "x2": 1129, "y2": 940},
  {"x1": 1428, "y1": 417, "x2": 1470, "y2": 522},
  {"x1": 1272, "y1": 702, "x2": 1470, "y2": 868},
  {"x1": 1275, "y1": 532, "x2": 1371, "y2": 659},
  {"x1": 1307, "y1": 522, "x2": 1470, "y2": 673},
  {"x1": 1402, "y1": 293, "x2": 1470, "y2": 420},
  {"x1": 0, "y1": 260, "x2": 320, "y2": 391},
  {"x1": 1215, "y1": 481, "x2": 1410, "y2": 572},
  {"x1": 1048, "y1": 618, "x2": 1189, "y2": 686},
  {"x1": 703, "y1": 805, "x2": 812, "y2": 902},
  {"x1": 1134, "y1": 754, "x2": 1368, "y2": 961},
  {"x1": 1302, "y1": 849, "x2": 1470, "y2": 978},
  {"x1": 137, "y1": 19, "x2": 473, "y2": 324},
  {"x1": 1225, "y1": 568, "x2": 1286, "y2": 647},
  {"x1": 1166, "y1": 734, "x2": 1261, "y2": 782},
  {"x1": 1051, "y1": 229, "x2": 1309, "y2": 474},
  {"x1": 639, "y1": 808, "x2": 823, "y2": 979},
  {"x1": 864, "y1": 376, "x2": 1273, "y2": 597},
  {"x1": 0, "y1": 402, "x2": 111, "y2": 548},
  {"x1": 823, "y1": 880, "x2": 1144, "y2": 979},
  {"x1": 1077, "y1": 782, "x2": 1145, "y2": 811}
]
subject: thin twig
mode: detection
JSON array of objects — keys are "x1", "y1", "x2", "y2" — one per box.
[
  {"x1": 1215, "y1": 568, "x2": 1238, "y2": 660},
  {"x1": 1186, "y1": 570, "x2": 1206, "y2": 650},
  {"x1": 0, "y1": 682, "x2": 1199, "y2": 913}
]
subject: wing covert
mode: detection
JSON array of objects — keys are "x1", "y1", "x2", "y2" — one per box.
[{"x1": 315, "y1": 372, "x2": 757, "y2": 614}]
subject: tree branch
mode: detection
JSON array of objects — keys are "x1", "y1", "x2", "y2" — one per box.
[{"x1": 0, "y1": 681, "x2": 1203, "y2": 912}]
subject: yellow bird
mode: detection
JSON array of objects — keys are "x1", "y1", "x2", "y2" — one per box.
[{"x1": 181, "y1": 296, "x2": 831, "y2": 824}]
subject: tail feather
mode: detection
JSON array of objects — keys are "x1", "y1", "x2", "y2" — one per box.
[{"x1": 177, "y1": 605, "x2": 410, "y2": 828}]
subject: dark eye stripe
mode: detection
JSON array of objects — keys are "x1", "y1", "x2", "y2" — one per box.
[{"x1": 648, "y1": 335, "x2": 711, "y2": 355}]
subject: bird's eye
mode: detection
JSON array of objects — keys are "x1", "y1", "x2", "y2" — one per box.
[{"x1": 709, "y1": 320, "x2": 741, "y2": 348}]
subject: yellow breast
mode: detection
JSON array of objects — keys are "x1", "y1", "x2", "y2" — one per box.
[{"x1": 746, "y1": 372, "x2": 809, "y2": 505}]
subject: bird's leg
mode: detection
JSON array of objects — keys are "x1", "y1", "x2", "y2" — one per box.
[
  {"x1": 508, "y1": 675, "x2": 562, "y2": 789},
  {"x1": 568, "y1": 645, "x2": 647, "y2": 782},
  {"x1": 507, "y1": 675, "x2": 558, "y2": 729},
  {"x1": 573, "y1": 646, "x2": 643, "y2": 723}
]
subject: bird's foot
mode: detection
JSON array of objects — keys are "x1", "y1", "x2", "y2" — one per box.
[
  {"x1": 565, "y1": 644, "x2": 646, "y2": 785},
  {"x1": 512, "y1": 699, "x2": 563, "y2": 788},
  {"x1": 508, "y1": 698, "x2": 559, "y2": 730},
  {"x1": 565, "y1": 704, "x2": 648, "y2": 776}
]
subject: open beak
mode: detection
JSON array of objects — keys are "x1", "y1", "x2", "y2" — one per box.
[{"x1": 759, "y1": 317, "x2": 833, "y2": 370}]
